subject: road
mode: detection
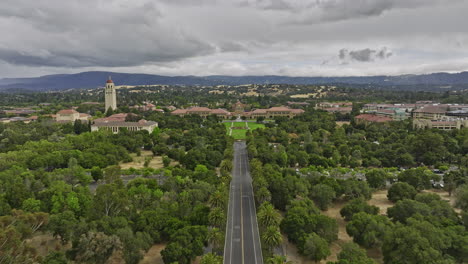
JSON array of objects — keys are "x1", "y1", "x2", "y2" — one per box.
[{"x1": 224, "y1": 141, "x2": 264, "y2": 264}]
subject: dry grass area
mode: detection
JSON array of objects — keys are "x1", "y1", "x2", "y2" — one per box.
[
  {"x1": 320, "y1": 200, "x2": 353, "y2": 263},
  {"x1": 120, "y1": 150, "x2": 172, "y2": 170},
  {"x1": 335, "y1": 121, "x2": 350, "y2": 127},
  {"x1": 139, "y1": 244, "x2": 166, "y2": 264},
  {"x1": 368, "y1": 189, "x2": 393, "y2": 216},
  {"x1": 26, "y1": 232, "x2": 71, "y2": 258},
  {"x1": 290, "y1": 93, "x2": 315, "y2": 99}
]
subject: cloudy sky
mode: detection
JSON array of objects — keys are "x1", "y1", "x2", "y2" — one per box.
[{"x1": 1, "y1": 0, "x2": 468, "y2": 78}]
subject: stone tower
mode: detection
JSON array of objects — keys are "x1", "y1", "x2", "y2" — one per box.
[{"x1": 105, "y1": 76, "x2": 117, "y2": 112}]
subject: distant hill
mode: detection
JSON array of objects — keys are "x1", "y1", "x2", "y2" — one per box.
[{"x1": 1, "y1": 71, "x2": 468, "y2": 91}]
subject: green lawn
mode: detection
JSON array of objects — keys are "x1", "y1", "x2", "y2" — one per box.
[{"x1": 225, "y1": 121, "x2": 265, "y2": 140}]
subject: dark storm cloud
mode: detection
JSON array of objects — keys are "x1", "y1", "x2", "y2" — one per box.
[
  {"x1": 339, "y1": 47, "x2": 393, "y2": 62},
  {"x1": 218, "y1": 42, "x2": 248, "y2": 53},
  {"x1": 0, "y1": 0, "x2": 467, "y2": 77},
  {"x1": 0, "y1": 0, "x2": 215, "y2": 68}
]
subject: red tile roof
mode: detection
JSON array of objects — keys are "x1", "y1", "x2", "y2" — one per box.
[
  {"x1": 57, "y1": 109, "x2": 78, "y2": 115},
  {"x1": 413, "y1": 105, "x2": 448, "y2": 114},
  {"x1": 268, "y1": 106, "x2": 291, "y2": 112},
  {"x1": 94, "y1": 113, "x2": 129, "y2": 123},
  {"x1": 171, "y1": 109, "x2": 188, "y2": 114},
  {"x1": 187, "y1": 107, "x2": 211, "y2": 112}
]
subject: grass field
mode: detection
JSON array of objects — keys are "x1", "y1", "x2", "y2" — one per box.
[{"x1": 224, "y1": 121, "x2": 265, "y2": 140}]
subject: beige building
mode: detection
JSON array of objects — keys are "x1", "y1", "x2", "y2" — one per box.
[
  {"x1": 171, "y1": 107, "x2": 232, "y2": 119},
  {"x1": 91, "y1": 119, "x2": 158, "y2": 134},
  {"x1": 105, "y1": 77, "x2": 117, "y2": 112},
  {"x1": 171, "y1": 105, "x2": 304, "y2": 119},
  {"x1": 56, "y1": 109, "x2": 90, "y2": 122},
  {"x1": 413, "y1": 119, "x2": 468, "y2": 130},
  {"x1": 412, "y1": 105, "x2": 449, "y2": 120}
]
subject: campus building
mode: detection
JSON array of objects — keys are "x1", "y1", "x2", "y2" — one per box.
[
  {"x1": 91, "y1": 119, "x2": 158, "y2": 134},
  {"x1": 56, "y1": 109, "x2": 90, "y2": 123},
  {"x1": 171, "y1": 107, "x2": 232, "y2": 119},
  {"x1": 92, "y1": 113, "x2": 158, "y2": 134},
  {"x1": 413, "y1": 118, "x2": 468, "y2": 130},
  {"x1": 171, "y1": 105, "x2": 305, "y2": 119}
]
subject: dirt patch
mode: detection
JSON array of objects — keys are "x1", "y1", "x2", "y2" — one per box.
[
  {"x1": 321, "y1": 200, "x2": 353, "y2": 263},
  {"x1": 120, "y1": 150, "x2": 171, "y2": 170},
  {"x1": 335, "y1": 121, "x2": 350, "y2": 127},
  {"x1": 368, "y1": 189, "x2": 393, "y2": 216},
  {"x1": 139, "y1": 244, "x2": 165, "y2": 264}
]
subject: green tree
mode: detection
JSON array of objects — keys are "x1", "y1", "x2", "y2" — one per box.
[
  {"x1": 330, "y1": 242, "x2": 376, "y2": 264},
  {"x1": 48, "y1": 210, "x2": 78, "y2": 244},
  {"x1": 94, "y1": 183, "x2": 128, "y2": 218},
  {"x1": 257, "y1": 202, "x2": 281, "y2": 230},
  {"x1": 21, "y1": 198, "x2": 42, "y2": 212},
  {"x1": 310, "y1": 184, "x2": 336, "y2": 211},
  {"x1": 262, "y1": 225, "x2": 283, "y2": 253},
  {"x1": 208, "y1": 208, "x2": 226, "y2": 229},
  {"x1": 200, "y1": 253, "x2": 223, "y2": 264},
  {"x1": 398, "y1": 167, "x2": 438, "y2": 190},
  {"x1": 365, "y1": 169, "x2": 388, "y2": 189},
  {"x1": 341, "y1": 179, "x2": 372, "y2": 200},
  {"x1": 382, "y1": 224, "x2": 453, "y2": 264},
  {"x1": 207, "y1": 227, "x2": 224, "y2": 254},
  {"x1": 387, "y1": 182, "x2": 417, "y2": 203},
  {"x1": 90, "y1": 166, "x2": 103, "y2": 182},
  {"x1": 301, "y1": 232, "x2": 330, "y2": 262},
  {"x1": 340, "y1": 198, "x2": 379, "y2": 221},
  {"x1": 455, "y1": 185, "x2": 468, "y2": 211},
  {"x1": 73, "y1": 231, "x2": 123, "y2": 263},
  {"x1": 346, "y1": 212, "x2": 393, "y2": 248},
  {"x1": 42, "y1": 251, "x2": 68, "y2": 264},
  {"x1": 267, "y1": 255, "x2": 294, "y2": 264}
]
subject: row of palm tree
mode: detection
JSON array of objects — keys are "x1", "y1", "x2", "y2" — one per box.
[{"x1": 251, "y1": 157, "x2": 294, "y2": 263}]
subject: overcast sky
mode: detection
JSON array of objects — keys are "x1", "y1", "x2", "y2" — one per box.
[{"x1": 1, "y1": 0, "x2": 468, "y2": 78}]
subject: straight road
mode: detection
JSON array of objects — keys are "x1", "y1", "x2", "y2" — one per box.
[{"x1": 224, "y1": 141, "x2": 264, "y2": 264}]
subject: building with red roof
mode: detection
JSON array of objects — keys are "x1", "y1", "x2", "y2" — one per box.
[
  {"x1": 171, "y1": 104, "x2": 305, "y2": 119},
  {"x1": 56, "y1": 109, "x2": 90, "y2": 123}
]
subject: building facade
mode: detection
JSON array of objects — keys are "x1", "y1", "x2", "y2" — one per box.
[
  {"x1": 56, "y1": 109, "x2": 90, "y2": 122},
  {"x1": 170, "y1": 105, "x2": 305, "y2": 119},
  {"x1": 413, "y1": 118, "x2": 468, "y2": 130},
  {"x1": 91, "y1": 119, "x2": 158, "y2": 134}
]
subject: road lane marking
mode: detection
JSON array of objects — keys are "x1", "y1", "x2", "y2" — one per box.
[{"x1": 240, "y1": 148, "x2": 245, "y2": 264}]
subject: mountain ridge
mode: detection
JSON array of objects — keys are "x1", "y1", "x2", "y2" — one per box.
[{"x1": 1, "y1": 71, "x2": 468, "y2": 91}]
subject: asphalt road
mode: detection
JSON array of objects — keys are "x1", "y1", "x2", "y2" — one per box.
[{"x1": 224, "y1": 141, "x2": 264, "y2": 264}]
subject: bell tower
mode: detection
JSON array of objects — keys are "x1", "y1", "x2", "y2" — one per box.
[{"x1": 105, "y1": 76, "x2": 117, "y2": 112}]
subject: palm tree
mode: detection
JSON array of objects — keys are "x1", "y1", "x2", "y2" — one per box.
[
  {"x1": 267, "y1": 255, "x2": 295, "y2": 264},
  {"x1": 262, "y1": 225, "x2": 283, "y2": 253},
  {"x1": 256, "y1": 186, "x2": 272, "y2": 205},
  {"x1": 209, "y1": 190, "x2": 226, "y2": 209},
  {"x1": 208, "y1": 207, "x2": 226, "y2": 228},
  {"x1": 207, "y1": 227, "x2": 224, "y2": 254},
  {"x1": 257, "y1": 203, "x2": 281, "y2": 230},
  {"x1": 220, "y1": 159, "x2": 233, "y2": 174}
]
